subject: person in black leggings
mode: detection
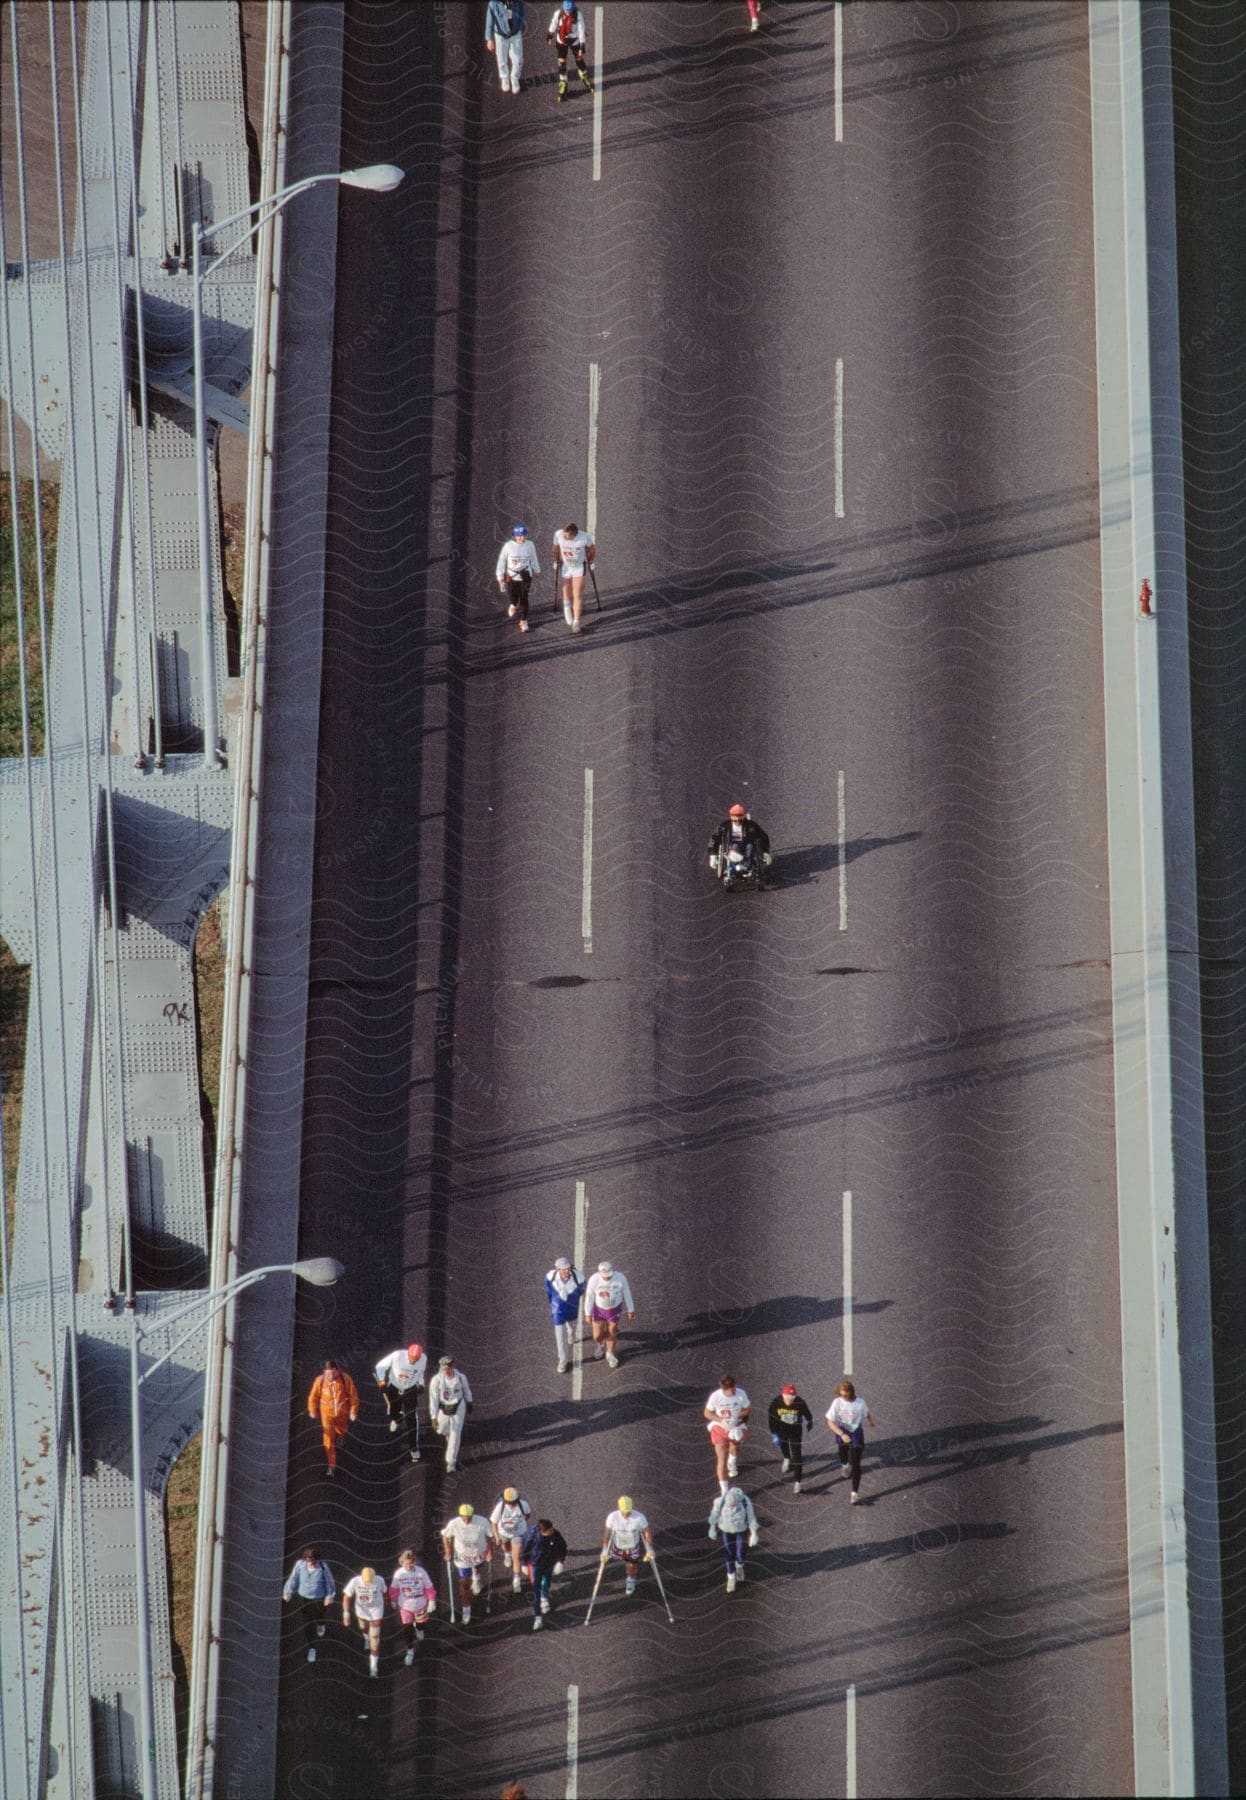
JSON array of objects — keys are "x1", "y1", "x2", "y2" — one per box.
[{"x1": 826, "y1": 1378, "x2": 876, "y2": 1504}]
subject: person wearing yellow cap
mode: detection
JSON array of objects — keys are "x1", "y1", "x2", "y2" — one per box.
[
  {"x1": 599, "y1": 1496, "x2": 653, "y2": 1597},
  {"x1": 441, "y1": 1502, "x2": 493, "y2": 1623},
  {"x1": 342, "y1": 1564, "x2": 387, "y2": 1677},
  {"x1": 490, "y1": 1486, "x2": 535, "y2": 1592}
]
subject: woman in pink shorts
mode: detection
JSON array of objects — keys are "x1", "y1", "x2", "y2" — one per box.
[{"x1": 389, "y1": 1549, "x2": 437, "y2": 1666}]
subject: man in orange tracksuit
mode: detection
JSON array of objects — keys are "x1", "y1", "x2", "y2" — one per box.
[{"x1": 307, "y1": 1358, "x2": 359, "y2": 1478}]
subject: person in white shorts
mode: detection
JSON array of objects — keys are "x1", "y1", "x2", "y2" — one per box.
[
  {"x1": 442, "y1": 1503, "x2": 493, "y2": 1623},
  {"x1": 490, "y1": 1486, "x2": 535, "y2": 1590},
  {"x1": 599, "y1": 1495, "x2": 654, "y2": 1597},
  {"x1": 704, "y1": 1374, "x2": 751, "y2": 1493},
  {"x1": 485, "y1": 0, "x2": 526, "y2": 94},
  {"x1": 584, "y1": 1261, "x2": 634, "y2": 1368},
  {"x1": 388, "y1": 1549, "x2": 437, "y2": 1665},
  {"x1": 553, "y1": 521, "x2": 595, "y2": 632},
  {"x1": 342, "y1": 1565, "x2": 387, "y2": 1678},
  {"x1": 429, "y1": 1355, "x2": 473, "y2": 1472}
]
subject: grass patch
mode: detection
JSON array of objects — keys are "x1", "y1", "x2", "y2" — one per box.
[
  {"x1": 164, "y1": 1431, "x2": 202, "y2": 1775},
  {"x1": 1, "y1": 476, "x2": 60, "y2": 759},
  {"x1": 193, "y1": 898, "x2": 226, "y2": 1198}
]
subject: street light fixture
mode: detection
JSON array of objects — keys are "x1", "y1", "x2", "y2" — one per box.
[
  {"x1": 127, "y1": 1255, "x2": 344, "y2": 1800},
  {"x1": 188, "y1": 165, "x2": 404, "y2": 769}
]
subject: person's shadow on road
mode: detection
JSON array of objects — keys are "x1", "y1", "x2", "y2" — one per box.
[{"x1": 773, "y1": 832, "x2": 922, "y2": 888}]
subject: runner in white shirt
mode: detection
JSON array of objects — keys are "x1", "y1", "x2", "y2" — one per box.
[
  {"x1": 388, "y1": 1549, "x2": 437, "y2": 1665},
  {"x1": 496, "y1": 523, "x2": 541, "y2": 632},
  {"x1": 826, "y1": 1378, "x2": 876, "y2": 1504},
  {"x1": 490, "y1": 1486, "x2": 535, "y2": 1591},
  {"x1": 584, "y1": 1261, "x2": 634, "y2": 1369},
  {"x1": 374, "y1": 1341, "x2": 427, "y2": 1463},
  {"x1": 552, "y1": 521, "x2": 595, "y2": 633},
  {"x1": 599, "y1": 1495, "x2": 654, "y2": 1598},
  {"x1": 428, "y1": 1356, "x2": 473, "y2": 1472},
  {"x1": 341, "y1": 1567, "x2": 387, "y2": 1678},
  {"x1": 441, "y1": 1503, "x2": 493, "y2": 1623},
  {"x1": 704, "y1": 1374, "x2": 752, "y2": 1492}
]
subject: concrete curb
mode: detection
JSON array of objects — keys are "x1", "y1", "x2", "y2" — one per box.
[{"x1": 1088, "y1": 3, "x2": 1227, "y2": 1792}]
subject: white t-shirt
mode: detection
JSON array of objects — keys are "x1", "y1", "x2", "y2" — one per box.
[
  {"x1": 497, "y1": 539, "x2": 541, "y2": 581},
  {"x1": 605, "y1": 1508, "x2": 648, "y2": 1553},
  {"x1": 706, "y1": 1386, "x2": 750, "y2": 1429},
  {"x1": 554, "y1": 529, "x2": 594, "y2": 574},
  {"x1": 375, "y1": 1347, "x2": 427, "y2": 1391},
  {"x1": 827, "y1": 1396, "x2": 869, "y2": 1434},
  {"x1": 442, "y1": 1515, "x2": 491, "y2": 1565},
  {"x1": 585, "y1": 1270, "x2": 633, "y2": 1314},
  {"x1": 344, "y1": 1574, "x2": 387, "y2": 1620},
  {"x1": 490, "y1": 1496, "x2": 532, "y2": 1540},
  {"x1": 390, "y1": 1565, "x2": 435, "y2": 1612}
]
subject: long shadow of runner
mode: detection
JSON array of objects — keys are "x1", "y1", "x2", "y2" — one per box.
[
  {"x1": 773, "y1": 833, "x2": 922, "y2": 889},
  {"x1": 621, "y1": 1292, "x2": 891, "y2": 1360},
  {"x1": 844, "y1": 1415, "x2": 1125, "y2": 1503},
  {"x1": 465, "y1": 1383, "x2": 707, "y2": 1467}
]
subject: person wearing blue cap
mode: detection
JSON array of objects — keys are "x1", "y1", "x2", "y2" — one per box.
[
  {"x1": 548, "y1": 2, "x2": 592, "y2": 104},
  {"x1": 496, "y1": 523, "x2": 541, "y2": 632}
]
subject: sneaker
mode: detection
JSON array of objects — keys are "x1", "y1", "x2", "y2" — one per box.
[
  {"x1": 719, "y1": 1478, "x2": 728, "y2": 1496},
  {"x1": 558, "y1": 77, "x2": 568, "y2": 101},
  {"x1": 405, "y1": 1648, "x2": 415, "y2": 1666},
  {"x1": 540, "y1": 1596, "x2": 550, "y2": 1614},
  {"x1": 446, "y1": 1460, "x2": 456, "y2": 1473},
  {"x1": 307, "y1": 1647, "x2": 317, "y2": 1663},
  {"x1": 850, "y1": 1491, "x2": 860, "y2": 1505},
  {"x1": 564, "y1": 602, "x2": 574, "y2": 626},
  {"x1": 726, "y1": 1573, "x2": 736, "y2": 1594},
  {"x1": 781, "y1": 1457, "x2": 790, "y2": 1473},
  {"x1": 471, "y1": 1572, "x2": 482, "y2": 1595},
  {"x1": 593, "y1": 1344, "x2": 605, "y2": 1361},
  {"x1": 727, "y1": 1455, "x2": 738, "y2": 1478},
  {"x1": 410, "y1": 1450, "x2": 421, "y2": 1463},
  {"x1": 571, "y1": 619, "x2": 582, "y2": 634},
  {"x1": 557, "y1": 1359, "x2": 568, "y2": 1374},
  {"x1": 735, "y1": 1565, "x2": 746, "y2": 1583},
  {"x1": 507, "y1": 602, "x2": 517, "y2": 617},
  {"x1": 389, "y1": 1419, "x2": 399, "y2": 1434},
  {"x1": 316, "y1": 1624, "x2": 326, "y2": 1638},
  {"x1": 324, "y1": 1466, "x2": 335, "y2": 1478},
  {"x1": 519, "y1": 619, "x2": 529, "y2": 632},
  {"x1": 369, "y1": 1657, "x2": 378, "y2": 1679},
  {"x1": 461, "y1": 1605, "x2": 471, "y2": 1623},
  {"x1": 625, "y1": 1576, "x2": 636, "y2": 1596},
  {"x1": 533, "y1": 1616, "x2": 544, "y2": 1631},
  {"x1": 512, "y1": 1576, "x2": 522, "y2": 1593},
  {"x1": 750, "y1": 15, "x2": 760, "y2": 28},
  {"x1": 793, "y1": 1480, "x2": 802, "y2": 1495},
  {"x1": 606, "y1": 1351, "x2": 618, "y2": 1369}
]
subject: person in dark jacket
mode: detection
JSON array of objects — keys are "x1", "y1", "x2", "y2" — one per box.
[
  {"x1": 521, "y1": 1517, "x2": 568, "y2": 1630},
  {"x1": 768, "y1": 1384, "x2": 814, "y2": 1493},
  {"x1": 708, "y1": 804, "x2": 772, "y2": 878},
  {"x1": 282, "y1": 1547, "x2": 336, "y2": 1661}
]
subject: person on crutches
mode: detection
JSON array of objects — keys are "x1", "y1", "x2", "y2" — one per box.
[
  {"x1": 442, "y1": 1503, "x2": 493, "y2": 1625},
  {"x1": 599, "y1": 1496, "x2": 653, "y2": 1600}
]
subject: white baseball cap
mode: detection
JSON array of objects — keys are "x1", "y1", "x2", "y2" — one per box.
[{"x1": 598, "y1": 1260, "x2": 612, "y2": 1274}]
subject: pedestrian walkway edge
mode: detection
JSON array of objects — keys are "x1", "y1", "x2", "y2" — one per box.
[{"x1": 1088, "y1": 3, "x2": 1227, "y2": 1794}]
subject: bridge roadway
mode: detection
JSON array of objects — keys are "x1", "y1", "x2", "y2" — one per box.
[{"x1": 271, "y1": 4, "x2": 1132, "y2": 1794}]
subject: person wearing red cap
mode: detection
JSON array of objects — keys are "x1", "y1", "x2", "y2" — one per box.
[
  {"x1": 708, "y1": 805, "x2": 772, "y2": 879},
  {"x1": 374, "y1": 1342, "x2": 428, "y2": 1464},
  {"x1": 768, "y1": 1385, "x2": 814, "y2": 1492}
]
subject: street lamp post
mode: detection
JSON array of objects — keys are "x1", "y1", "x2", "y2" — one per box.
[
  {"x1": 188, "y1": 164, "x2": 404, "y2": 769},
  {"x1": 126, "y1": 1256, "x2": 344, "y2": 1800}
]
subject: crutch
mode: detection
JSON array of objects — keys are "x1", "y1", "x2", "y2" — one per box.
[
  {"x1": 444, "y1": 1559, "x2": 457, "y2": 1625},
  {"x1": 588, "y1": 563, "x2": 602, "y2": 612},
  {"x1": 647, "y1": 1553, "x2": 675, "y2": 1624},
  {"x1": 552, "y1": 561, "x2": 560, "y2": 614},
  {"x1": 485, "y1": 1555, "x2": 494, "y2": 1615},
  {"x1": 584, "y1": 1555, "x2": 608, "y2": 1626}
]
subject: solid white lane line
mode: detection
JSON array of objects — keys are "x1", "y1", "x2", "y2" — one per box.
[
  {"x1": 834, "y1": 356, "x2": 845, "y2": 519},
  {"x1": 582, "y1": 767, "x2": 594, "y2": 955},
  {"x1": 846, "y1": 1682, "x2": 857, "y2": 1799},
  {"x1": 837, "y1": 768, "x2": 847, "y2": 932},
  {"x1": 834, "y1": 2, "x2": 844, "y2": 143},
  {"x1": 573, "y1": 1179, "x2": 588, "y2": 1402},
  {"x1": 586, "y1": 362, "x2": 600, "y2": 536},
  {"x1": 842, "y1": 1190, "x2": 853, "y2": 1372},
  {"x1": 566, "y1": 1684, "x2": 580, "y2": 1800},
  {"x1": 592, "y1": 7, "x2": 604, "y2": 181}
]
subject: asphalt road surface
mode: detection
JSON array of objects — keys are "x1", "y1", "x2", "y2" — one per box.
[{"x1": 273, "y1": 4, "x2": 1132, "y2": 1795}]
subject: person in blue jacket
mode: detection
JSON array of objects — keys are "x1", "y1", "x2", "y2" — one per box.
[
  {"x1": 521, "y1": 1516, "x2": 568, "y2": 1630},
  {"x1": 545, "y1": 1256, "x2": 585, "y2": 1374},
  {"x1": 282, "y1": 1546, "x2": 336, "y2": 1662}
]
